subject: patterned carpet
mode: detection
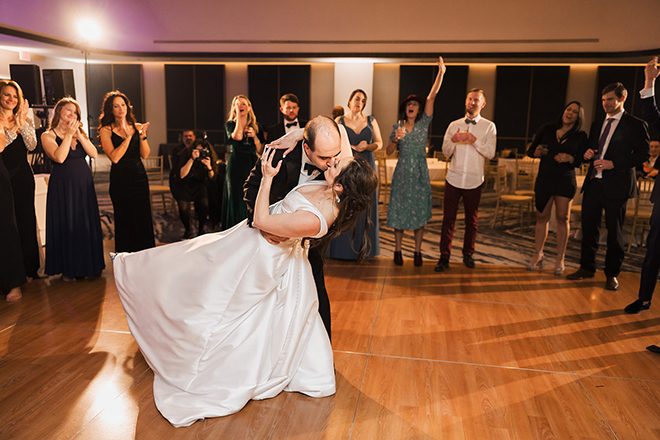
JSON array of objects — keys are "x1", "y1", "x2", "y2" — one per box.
[{"x1": 94, "y1": 172, "x2": 649, "y2": 274}]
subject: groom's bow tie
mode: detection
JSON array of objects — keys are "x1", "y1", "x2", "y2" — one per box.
[
  {"x1": 304, "y1": 163, "x2": 321, "y2": 175},
  {"x1": 286, "y1": 121, "x2": 298, "y2": 128}
]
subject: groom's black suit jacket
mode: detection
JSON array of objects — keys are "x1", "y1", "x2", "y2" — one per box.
[{"x1": 243, "y1": 141, "x2": 332, "y2": 340}]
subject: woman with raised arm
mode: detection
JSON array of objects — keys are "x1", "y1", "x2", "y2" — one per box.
[
  {"x1": 327, "y1": 89, "x2": 383, "y2": 259},
  {"x1": 386, "y1": 56, "x2": 446, "y2": 266},
  {"x1": 41, "y1": 97, "x2": 105, "y2": 281},
  {"x1": 99, "y1": 90, "x2": 155, "y2": 252},
  {"x1": 221, "y1": 95, "x2": 265, "y2": 230},
  {"x1": 0, "y1": 80, "x2": 40, "y2": 280},
  {"x1": 112, "y1": 147, "x2": 377, "y2": 427},
  {"x1": 525, "y1": 101, "x2": 588, "y2": 275}
]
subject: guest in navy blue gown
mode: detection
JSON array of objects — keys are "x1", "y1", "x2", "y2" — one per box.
[
  {"x1": 41, "y1": 98, "x2": 105, "y2": 281},
  {"x1": 326, "y1": 89, "x2": 382, "y2": 259},
  {"x1": 99, "y1": 91, "x2": 155, "y2": 252}
]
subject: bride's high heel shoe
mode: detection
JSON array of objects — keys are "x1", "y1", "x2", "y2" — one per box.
[
  {"x1": 526, "y1": 252, "x2": 544, "y2": 271},
  {"x1": 554, "y1": 255, "x2": 565, "y2": 276}
]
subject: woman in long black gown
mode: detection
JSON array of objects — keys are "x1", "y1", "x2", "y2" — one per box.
[
  {"x1": 0, "y1": 80, "x2": 40, "y2": 279},
  {"x1": 99, "y1": 91, "x2": 155, "y2": 252},
  {"x1": 41, "y1": 98, "x2": 105, "y2": 280},
  {"x1": 525, "y1": 101, "x2": 588, "y2": 275},
  {"x1": 0, "y1": 130, "x2": 26, "y2": 301}
]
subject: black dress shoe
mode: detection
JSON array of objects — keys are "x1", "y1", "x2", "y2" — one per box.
[
  {"x1": 463, "y1": 254, "x2": 475, "y2": 269},
  {"x1": 647, "y1": 345, "x2": 660, "y2": 354},
  {"x1": 414, "y1": 252, "x2": 423, "y2": 267},
  {"x1": 624, "y1": 299, "x2": 651, "y2": 314},
  {"x1": 434, "y1": 257, "x2": 449, "y2": 272},
  {"x1": 566, "y1": 268, "x2": 595, "y2": 280},
  {"x1": 394, "y1": 251, "x2": 403, "y2": 266},
  {"x1": 605, "y1": 276, "x2": 619, "y2": 291}
]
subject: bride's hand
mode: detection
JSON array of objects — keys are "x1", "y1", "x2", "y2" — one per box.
[
  {"x1": 266, "y1": 127, "x2": 304, "y2": 157},
  {"x1": 261, "y1": 146, "x2": 282, "y2": 179}
]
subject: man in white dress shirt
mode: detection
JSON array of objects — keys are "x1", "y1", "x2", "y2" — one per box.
[{"x1": 435, "y1": 88, "x2": 497, "y2": 272}]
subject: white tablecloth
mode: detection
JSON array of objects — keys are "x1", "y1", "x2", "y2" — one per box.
[{"x1": 381, "y1": 158, "x2": 447, "y2": 182}]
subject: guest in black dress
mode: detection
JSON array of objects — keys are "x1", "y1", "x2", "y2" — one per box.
[
  {"x1": 222, "y1": 95, "x2": 264, "y2": 230},
  {"x1": 526, "y1": 101, "x2": 588, "y2": 275},
  {"x1": 41, "y1": 98, "x2": 105, "y2": 281},
  {"x1": 0, "y1": 80, "x2": 40, "y2": 279},
  {"x1": 99, "y1": 91, "x2": 155, "y2": 252},
  {"x1": 0, "y1": 130, "x2": 26, "y2": 301},
  {"x1": 177, "y1": 139, "x2": 218, "y2": 238}
]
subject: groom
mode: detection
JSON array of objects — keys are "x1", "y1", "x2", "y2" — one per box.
[{"x1": 244, "y1": 116, "x2": 346, "y2": 341}]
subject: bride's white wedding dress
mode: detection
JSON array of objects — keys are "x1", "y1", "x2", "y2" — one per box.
[{"x1": 112, "y1": 182, "x2": 335, "y2": 428}]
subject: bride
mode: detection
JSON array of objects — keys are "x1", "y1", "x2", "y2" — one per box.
[{"x1": 112, "y1": 146, "x2": 378, "y2": 427}]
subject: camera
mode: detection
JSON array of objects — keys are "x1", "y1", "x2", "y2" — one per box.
[{"x1": 197, "y1": 149, "x2": 211, "y2": 160}]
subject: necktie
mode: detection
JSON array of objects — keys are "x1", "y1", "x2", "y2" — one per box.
[
  {"x1": 597, "y1": 118, "x2": 614, "y2": 154},
  {"x1": 304, "y1": 163, "x2": 321, "y2": 175},
  {"x1": 286, "y1": 121, "x2": 298, "y2": 128},
  {"x1": 591, "y1": 118, "x2": 614, "y2": 179},
  {"x1": 465, "y1": 118, "x2": 477, "y2": 125}
]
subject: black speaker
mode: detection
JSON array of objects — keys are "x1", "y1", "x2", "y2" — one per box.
[
  {"x1": 9, "y1": 64, "x2": 43, "y2": 105},
  {"x1": 43, "y1": 69, "x2": 76, "y2": 106}
]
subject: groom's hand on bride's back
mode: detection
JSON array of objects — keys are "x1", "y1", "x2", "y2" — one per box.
[{"x1": 260, "y1": 230, "x2": 289, "y2": 245}]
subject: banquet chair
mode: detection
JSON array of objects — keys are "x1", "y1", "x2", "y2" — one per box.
[
  {"x1": 627, "y1": 178, "x2": 655, "y2": 252},
  {"x1": 142, "y1": 156, "x2": 173, "y2": 213},
  {"x1": 376, "y1": 155, "x2": 390, "y2": 204},
  {"x1": 492, "y1": 165, "x2": 534, "y2": 228},
  {"x1": 430, "y1": 153, "x2": 449, "y2": 207},
  {"x1": 514, "y1": 154, "x2": 536, "y2": 212}
]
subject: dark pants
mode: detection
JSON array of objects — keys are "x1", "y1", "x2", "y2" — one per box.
[
  {"x1": 638, "y1": 201, "x2": 660, "y2": 302},
  {"x1": 579, "y1": 180, "x2": 627, "y2": 276},
  {"x1": 308, "y1": 245, "x2": 331, "y2": 341},
  {"x1": 440, "y1": 182, "x2": 483, "y2": 258}
]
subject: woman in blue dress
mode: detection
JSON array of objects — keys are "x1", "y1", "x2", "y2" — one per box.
[
  {"x1": 222, "y1": 95, "x2": 265, "y2": 230},
  {"x1": 41, "y1": 98, "x2": 105, "y2": 281},
  {"x1": 327, "y1": 89, "x2": 383, "y2": 259},
  {"x1": 386, "y1": 56, "x2": 446, "y2": 266}
]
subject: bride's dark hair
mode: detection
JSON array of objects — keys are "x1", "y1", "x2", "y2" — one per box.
[{"x1": 311, "y1": 156, "x2": 378, "y2": 262}]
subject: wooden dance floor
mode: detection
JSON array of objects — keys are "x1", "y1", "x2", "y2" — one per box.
[{"x1": 2, "y1": 250, "x2": 660, "y2": 439}]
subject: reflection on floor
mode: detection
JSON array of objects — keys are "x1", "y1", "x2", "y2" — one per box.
[{"x1": 1, "y1": 250, "x2": 659, "y2": 439}]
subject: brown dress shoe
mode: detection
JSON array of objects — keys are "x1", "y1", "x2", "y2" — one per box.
[{"x1": 566, "y1": 268, "x2": 595, "y2": 280}]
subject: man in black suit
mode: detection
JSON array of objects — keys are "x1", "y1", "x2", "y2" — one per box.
[
  {"x1": 626, "y1": 57, "x2": 660, "y2": 316},
  {"x1": 266, "y1": 94, "x2": 308, "y2": 142},
  {"x1": 244, "y1": 116, "x2": 348, "y2": 341},
  {"x1": 567, "y1": 82, "x2": 650, "y2": 291}
]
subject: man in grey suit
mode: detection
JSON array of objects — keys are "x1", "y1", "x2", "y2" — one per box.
[{"x1": 567, "y1": 82, "x2": 650, "y2": 291}]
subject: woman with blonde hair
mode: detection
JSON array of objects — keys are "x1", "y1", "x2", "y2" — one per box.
[
  {"x1": 41, "y1": 97, "x2": 105, "y2": 280},
  {"x1": 0, "y1": 79, "x2": 40, "y2": 280},
  {"x1": 221, "y1": 95, "x2": 265, "y2": 230}
]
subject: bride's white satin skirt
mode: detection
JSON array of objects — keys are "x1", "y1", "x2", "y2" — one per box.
[{"x1": 113, "y1": 221, "x2": 335, "y2": 427}]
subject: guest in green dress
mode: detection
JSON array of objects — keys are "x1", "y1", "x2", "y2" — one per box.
[
  {"x1": 221, "y1": 95, "x2": 265, "y2": 230},
  {"x1": 386, "y1": 56, "x2": 446, "y2": 267}
]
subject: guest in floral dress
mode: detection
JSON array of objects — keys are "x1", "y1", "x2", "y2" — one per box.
[{"x1": 386, "y1": 56, "x2": 446, "y2": 266}]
